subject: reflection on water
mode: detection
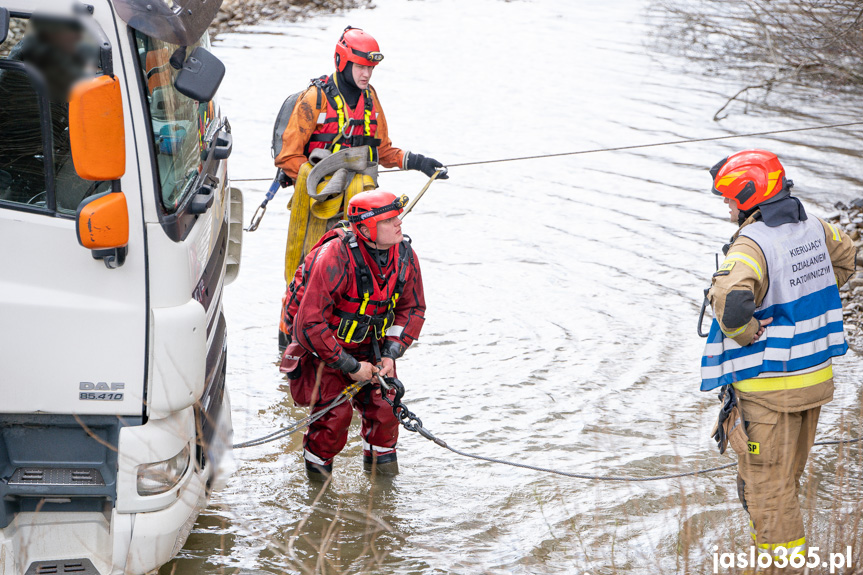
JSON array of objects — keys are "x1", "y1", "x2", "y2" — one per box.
[{"x1": 162, "y1": 0, "x2": 863, "y2": 573}]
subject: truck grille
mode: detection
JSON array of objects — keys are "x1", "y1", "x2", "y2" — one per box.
[
  {"x1": 9, "y1": 468, "x2": 105, "y2": 486},
  {"x1": 25, "y1": 558, "x2": 99, "y2": 575}
]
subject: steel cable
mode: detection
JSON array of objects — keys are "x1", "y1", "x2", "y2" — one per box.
[
  {"x1": 414, "y1": 431, "x2": 861, "y2": 482},
  {"x1": 231, "y1": 120, "x2": 863, "y2": 183},
  {"x1": 233, "y1": 385, "x2": 861, "y2": 481}
]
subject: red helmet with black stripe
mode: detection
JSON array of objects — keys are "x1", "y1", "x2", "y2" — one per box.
[
  {"x1": 347, "y1": 190, "x2": 407, "y2": 242},
  {"x1": 334, "y1": 26, "x2": 384, "y2": 73},
  {"x1": 710, "y1": 149, "x2": 788, "y2": 212}
]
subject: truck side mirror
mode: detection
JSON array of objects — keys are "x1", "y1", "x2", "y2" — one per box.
[
  {"x1": 76, "y1": 191, "x2": 129, "y2": 269},
  {"x1": 174, "y1": 46, "x2": 225, "y2": 103},
  {"x1": 0, "y1": 8, "x2": 9, "y2": 45},
  {"x1": 68, "y1": 74, "x2": 126, "y2": 181}
]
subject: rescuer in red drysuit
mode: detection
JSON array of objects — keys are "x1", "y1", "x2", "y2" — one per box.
[{"x1": 281, "y1": 190, "x2": 425, "y2": 479}]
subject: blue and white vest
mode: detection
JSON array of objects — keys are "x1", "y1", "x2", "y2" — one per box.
[{"x1": 700, "y1": 217, "x2": 847, "y2": 391}]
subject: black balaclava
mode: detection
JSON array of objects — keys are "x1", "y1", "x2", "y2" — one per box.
[
  {"x1": 738, "y1": 180, "x2": 806, "y2": 227},
  {"x1": 335, "y1": 61, "x2": 362, "y2": 108},
  {"x1": 365, "y1": 243, "x2": 390, "y2": 270}
]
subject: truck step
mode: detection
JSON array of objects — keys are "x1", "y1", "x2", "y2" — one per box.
[
  {"x1": 24, "y1": 558, "x2": 99, "y2": 575},
  {"x1": 9, "y1": 468, "x2": 105, "y2": 486}
]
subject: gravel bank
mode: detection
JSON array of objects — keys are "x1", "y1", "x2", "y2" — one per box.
[
  {"x1": 213, "y1": 0, "x2": 375, "y2": 35},
  {"x1": 830, "y1": 201, "x2": 863, "y2": 352}
]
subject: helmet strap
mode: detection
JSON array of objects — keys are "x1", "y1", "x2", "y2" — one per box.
[{"x1": 356, "y1": 223, "x2": 374, "y2": 244}]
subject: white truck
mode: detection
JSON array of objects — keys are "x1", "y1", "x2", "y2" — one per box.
[{"x1": 0, "y1": 1, "x2": 242, "y2": 573}]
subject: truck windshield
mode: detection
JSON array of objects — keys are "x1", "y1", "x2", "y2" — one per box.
[
  {"x1": 0, "y1": 16, "x2": 108, "y2": 214},
  {"x1": 134, "y1": 31, "x2": 217, "y2": 213}
]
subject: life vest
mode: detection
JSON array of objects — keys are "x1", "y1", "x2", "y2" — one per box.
[
  {"x1": 700, "y1": 217, "x2": 847, "y2": 391},
  {"x1": 284, "y1": 223, "x2": 413, "y2": 347},
  {"x1": 304, "y1": 75, "x2": 382, "y2": 163}
]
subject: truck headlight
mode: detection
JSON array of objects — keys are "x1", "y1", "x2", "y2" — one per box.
[{"x1": 136, "y1": 444, "x2": 190, "y2": 496}]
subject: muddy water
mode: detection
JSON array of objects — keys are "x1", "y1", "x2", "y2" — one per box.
[{"x1": 163, "y1": 0, "x2": 863, "y2": 573}]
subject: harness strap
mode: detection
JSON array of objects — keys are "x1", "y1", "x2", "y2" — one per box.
[{"x1": 323, "y1": 75, "x2": 378, "y2": 161}]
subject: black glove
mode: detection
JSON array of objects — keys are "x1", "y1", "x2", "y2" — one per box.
[{"x1": 405, "y1": 152, "x2": 449, "y2": 179}]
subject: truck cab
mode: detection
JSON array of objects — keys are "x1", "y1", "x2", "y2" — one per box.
[{"x1": 0, "y1": 1, "x2": 241, "y2": 573}]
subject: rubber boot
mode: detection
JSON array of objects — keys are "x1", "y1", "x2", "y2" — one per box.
[
  {"x1": 305, "y1": 460, "x2": 333, "y2": 481},
  {"x1": 363, "y1": 451, "x2": 398, "y2": 476}
]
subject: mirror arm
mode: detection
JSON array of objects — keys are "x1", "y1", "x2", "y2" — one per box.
[
  {"x1": 92, "y1": 247, "x2": 127, "y2": 269},
  {"x1": 76, "y1": 7, "x2": 114, "y2": 77}
]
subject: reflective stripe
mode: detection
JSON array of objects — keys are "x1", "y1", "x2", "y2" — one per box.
[
  {"x1": 757, "y1": 537, "x2": 806, "y2": 557},
  {"x1": 725, "y1": 251, "x2": 763, "y2": 280},
  {"x1": 362, "y1": 439, "x2": 396, "y2": 453},
  {"x1": 826, "y1": 221, "x2": 841, "y2": 242},
  {"x1": 704, "y1": 308, "x2": 844, "y2": 355},
  {"x1": 386, "y1": 325, "x2": 404, "y2": 338},
  {"x1": 751, "y1": 359, "x2": 831, "y2": 379},
  {"x1": 304, "y1": 449, "x2": 331, "y2": 466},
  {"x1": 733, "y1": 365, "x2": 833, "y2": 392},
  {"x1": 721, "y1": 323, "x2": 748, "y2": 338},
  {"x1": 701, "y1": 331, "x2": 844, "y2": 379}
]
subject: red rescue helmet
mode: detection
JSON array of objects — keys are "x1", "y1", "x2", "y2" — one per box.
[
  {"x1": 347, "y1": 190, "x2": 408, "y2": 242},
  {"x1": 334, "y1": 26, "x2": 384, "y2": 73},
  {"x1": 709, "y1": 149, "x2": 790, "y2": 212}
]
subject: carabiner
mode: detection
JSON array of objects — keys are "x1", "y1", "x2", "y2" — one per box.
[{"x1": 246, "y1": 202, "x2": 267, "y2": 232}]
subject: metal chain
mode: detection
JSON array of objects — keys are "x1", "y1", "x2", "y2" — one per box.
[{"x1": 376, "y1": 376, "x2": 862, "y2": 482}]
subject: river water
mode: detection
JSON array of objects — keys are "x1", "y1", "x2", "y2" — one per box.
[{"x1": 162, "y1": 1, "x2": 863, "y2": 573}]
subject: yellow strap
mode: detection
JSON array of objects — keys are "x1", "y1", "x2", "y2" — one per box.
[
  {"x1": 733, "y1": 365, "x2": 832, "y2": 393},
  {"x1": 344, "y1": 321, "x2": 357, "y2": 343},
  {"x1": 725, "y1": 251, "x2": 763, "y2": 280},
  {"x1": 363, "y1": 95, "x2": 374, "y2": 160},
  {"x1": 345, "y1": 292, "x2": 371, "y2": 343},
  {"x1": 333, "y1": 94, "x2": 346, "y2": 153}
]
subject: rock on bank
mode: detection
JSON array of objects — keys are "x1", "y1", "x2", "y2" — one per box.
[{"x1": 213, "y1": 0, "x2": 375, "y2": 35}]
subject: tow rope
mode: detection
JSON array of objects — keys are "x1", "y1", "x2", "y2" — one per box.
[
  {"x1": 232, "y1": 379, "x2": 370, "y2": 449},
  {"x1": 232, "y1": 375, "x2": 862, "y2": 482}
]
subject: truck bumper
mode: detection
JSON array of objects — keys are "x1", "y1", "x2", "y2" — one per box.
[{"x1": 0, "y1": 469, "x2": 207, "y2": 575}]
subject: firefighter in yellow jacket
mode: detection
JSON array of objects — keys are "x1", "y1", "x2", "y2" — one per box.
[{"x1": 701, "y1": 150, "x2": 855, "y2": 568}]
